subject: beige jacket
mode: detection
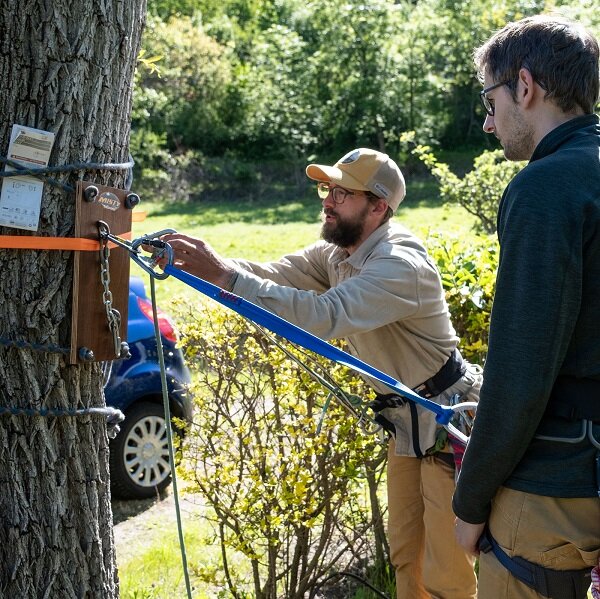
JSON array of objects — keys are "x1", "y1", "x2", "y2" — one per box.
[{"x1": 231, "y1": 221, "x2": 458, "y2": 394}]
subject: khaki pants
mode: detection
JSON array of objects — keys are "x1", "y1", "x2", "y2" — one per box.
[
  {"x1": 387, "y1": 442, "x2": 477, "y2": 599},
  {"x1": 479, "y1": 487, "x2": 600, "y2": 599}
]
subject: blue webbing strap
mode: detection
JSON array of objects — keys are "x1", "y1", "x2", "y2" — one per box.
[
  {"x1": 479, "y1": 528, "x2": 593, "y2": 599},
  {"x1": 163, "y1": 264, "x2": 455, "y2": 426},
  {"x1": 479, "y1": 529, "x2": 537, "y2": 587}
]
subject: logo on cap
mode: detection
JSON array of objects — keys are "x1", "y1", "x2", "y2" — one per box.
[
  {"x1": 373, "y1": 182, "x2": 390, "y2": 199},
  {"x1": 340, "y1": 149, "x2": 361, "y2": 164}
]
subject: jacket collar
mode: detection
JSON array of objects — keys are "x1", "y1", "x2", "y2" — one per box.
[{"x1": 530, "y1": 114, "x2": 599, "y2": 163}]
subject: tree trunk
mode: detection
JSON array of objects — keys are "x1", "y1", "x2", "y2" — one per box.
[{"x1": 0, "y1": 2, "x2": 146, "y2": 597}]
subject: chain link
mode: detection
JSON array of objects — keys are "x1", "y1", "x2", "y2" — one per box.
[{"x1": 99, "y1": 235, "x2": 122, "y2": 358}]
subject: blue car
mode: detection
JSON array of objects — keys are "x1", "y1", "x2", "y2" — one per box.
[{"x1": 104, "y1": 277, "x2": 193, "y2": 499}]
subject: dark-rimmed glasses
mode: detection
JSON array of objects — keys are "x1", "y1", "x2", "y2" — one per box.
[
  {"x1": 479, "y1": 80, "x2": 511, "y2": 116},
  {"x1": 316, "y1": 182, "x2": 359, "y2": 205}
]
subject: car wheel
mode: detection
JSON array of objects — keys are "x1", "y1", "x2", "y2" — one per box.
[{"x1": 109, "y1": 401, "x2": 174, "y2": 500}]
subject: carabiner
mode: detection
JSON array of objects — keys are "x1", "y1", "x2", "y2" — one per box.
[
  {"x1": 129, "y1": 228, "x2": 176, "y2": 280},
  {"x1": 444, "y1": 401, "x2": 479, "y2": 446},
  {"x1": 97, "y1": 221, "x2": 177, "y2": 279},
  {"x1": 130, "y1": 228, "x2": 177, "y2": 253}
]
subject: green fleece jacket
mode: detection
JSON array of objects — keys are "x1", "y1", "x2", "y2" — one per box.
[{"x1": 453, "y1": 114, "x2": 600, "y2": 524}]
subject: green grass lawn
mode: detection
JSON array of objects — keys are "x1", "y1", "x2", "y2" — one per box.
[{"x1": 117, "y1": 515, "x2": 223, "y2": 599}]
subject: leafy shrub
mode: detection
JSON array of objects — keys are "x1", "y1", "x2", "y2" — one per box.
[
  {"x1": 128, "y1": 132, "x2": 206, "y2": 203},
  {"x1": 175, "y1": 301, "x2": 389, "y2": 599},
  {"x1": 401, "y1": 131, "x2": 525, "y2": 234},
  {"x1": 426, "y1": 232, "x2": 498, "y2": 364}
]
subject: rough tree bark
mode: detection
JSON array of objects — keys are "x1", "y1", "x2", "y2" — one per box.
[{"x1": 0, "y1": 2, "x2": 146, "y2": 597}]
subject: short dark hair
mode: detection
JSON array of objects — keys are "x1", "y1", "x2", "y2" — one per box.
[{"x1": 474, "y1": 15, "x2": 599, "y2": 114}]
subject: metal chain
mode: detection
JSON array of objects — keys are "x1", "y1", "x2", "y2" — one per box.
[{"x1": 99, "y1": 235, "x2": 122, "y2": 358}]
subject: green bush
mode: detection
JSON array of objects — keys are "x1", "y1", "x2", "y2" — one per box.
[
  {"x1": 175, "y1": 301, "x2": 389, "y2": 599},
  {"x1": 402, "y1": 131, "x2": 525, "y2": 234},
  {"x1": 426, "y1": 232, "x2": 498, "y2": 365},
  {"x1": 134, "y1": 15, "x2": 235, "y2": 154},
  {"x1": 128, "y1": 135, "x2": 206, "y2": 203}
]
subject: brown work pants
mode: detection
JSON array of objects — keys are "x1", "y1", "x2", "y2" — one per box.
[
  {"x1": 387, "y1": 443, "x2": 477, "y2": 599},
  {"x1": 479, "y1": 486, "x2": 600, "y2": 599}
]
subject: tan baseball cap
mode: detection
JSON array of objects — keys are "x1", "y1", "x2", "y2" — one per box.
[{"x1": 306, "y1": 148, "x2": 406, "y2": 212}]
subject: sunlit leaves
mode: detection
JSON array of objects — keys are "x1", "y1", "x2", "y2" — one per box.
[
  {"x1": 172, "y1": 299, "x2": 386, "y2": 597},
  {"x1": 403, "y1": 131, "x2": 525, "y2": 234},
  {"x1": 426, "y1": 233, "x2": 499, "y2": 364}
]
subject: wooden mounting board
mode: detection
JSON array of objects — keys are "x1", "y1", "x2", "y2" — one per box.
[{"x1": 69, "y1": 181, "x2": 132, "y2": 364}]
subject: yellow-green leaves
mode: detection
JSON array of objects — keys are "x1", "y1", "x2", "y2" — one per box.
[{"x1": 173, "y1": 299, "x2": 386, "y2": 597}]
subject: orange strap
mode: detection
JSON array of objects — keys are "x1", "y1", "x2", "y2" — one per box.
[{"x1": 0, "y1": 231, "x2": 132, "y2": 251}]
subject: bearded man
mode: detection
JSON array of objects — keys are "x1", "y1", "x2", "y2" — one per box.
[{"x1": 162, "y1": 148, "x2": 481, "y2": 598}]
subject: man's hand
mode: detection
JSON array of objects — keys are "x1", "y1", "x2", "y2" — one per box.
[
  {"x1": 454, "y1": 518, "x2": 485, "y2": 556},
  {"x1": 156, "y1": 233, "x2": 236, "y2": 289}
]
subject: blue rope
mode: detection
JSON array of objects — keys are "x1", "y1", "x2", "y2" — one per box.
[{"x1": 163, "y1": 265, "x2": 455, "y2": 427}]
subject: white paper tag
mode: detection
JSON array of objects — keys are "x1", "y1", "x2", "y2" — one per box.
[{"x1": 0, "y1": 124, "x2": 55, "y2": 231}]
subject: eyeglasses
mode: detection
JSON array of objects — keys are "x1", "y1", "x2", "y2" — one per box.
[
  {"x1": 316, "y1": 182, "x2": 360, "y2": 205},
  {"x1": 479, "y1": 80, "x2": 511, "y2": 116}
]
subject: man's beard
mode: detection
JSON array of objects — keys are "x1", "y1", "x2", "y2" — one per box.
[
  {"x1": 501, "y1": 102, "x2": 536, "y2": 161},
  {"x1": 320, "y1": 207, "x2": 368, "y2": 248}
]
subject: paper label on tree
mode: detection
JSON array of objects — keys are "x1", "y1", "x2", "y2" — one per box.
[{"x1": 0, "y1": 124, "x2": 55, "y2": 231}]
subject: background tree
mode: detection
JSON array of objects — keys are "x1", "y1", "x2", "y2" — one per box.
[
  {"x1": 137, "y1": 0, "x2": 598, "y2": 174},
  {"x1": 0, "y1": 3, "x2": 146, "y2": 597},
  {"x1": 135, "y1": 15, "x2": 235, "y2": 155}
]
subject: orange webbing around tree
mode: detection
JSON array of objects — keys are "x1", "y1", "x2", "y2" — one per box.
[{"x1": 0, "y1": 231, "x2": 132, "y2": 251}]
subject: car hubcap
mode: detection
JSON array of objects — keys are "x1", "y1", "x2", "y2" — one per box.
[{"x1": 123, "y1": 415, "x2": 170, "y2": 487}]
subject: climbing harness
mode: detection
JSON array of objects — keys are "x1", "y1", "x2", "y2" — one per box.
[
  {"x1": 117, "y1": 228, "x2": 478, "y2": 446},
  {"x1": 486, "y1": 374, "x2": 600, "y2": 595},
  {"x1": 535, "y1": 375, "x2": 600, "y2": 451}
]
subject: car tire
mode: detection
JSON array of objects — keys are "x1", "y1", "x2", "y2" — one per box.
[{"x1": 109, "y1": 401, "x2": 175, "y2": 500}]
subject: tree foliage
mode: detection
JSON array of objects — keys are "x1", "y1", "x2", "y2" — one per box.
[
  {"x1": 403, "y1": 131, "x2": 525, "y2": 233},
  {"x1": 133, "y1": 15, "x2": 235, "y2": 154},
  {"x1": 426, "y1": 233, "x2": 499, "y2": 364},
  {"x1": 138, "y1": 0, "x2": 599, "y2": 165}
]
